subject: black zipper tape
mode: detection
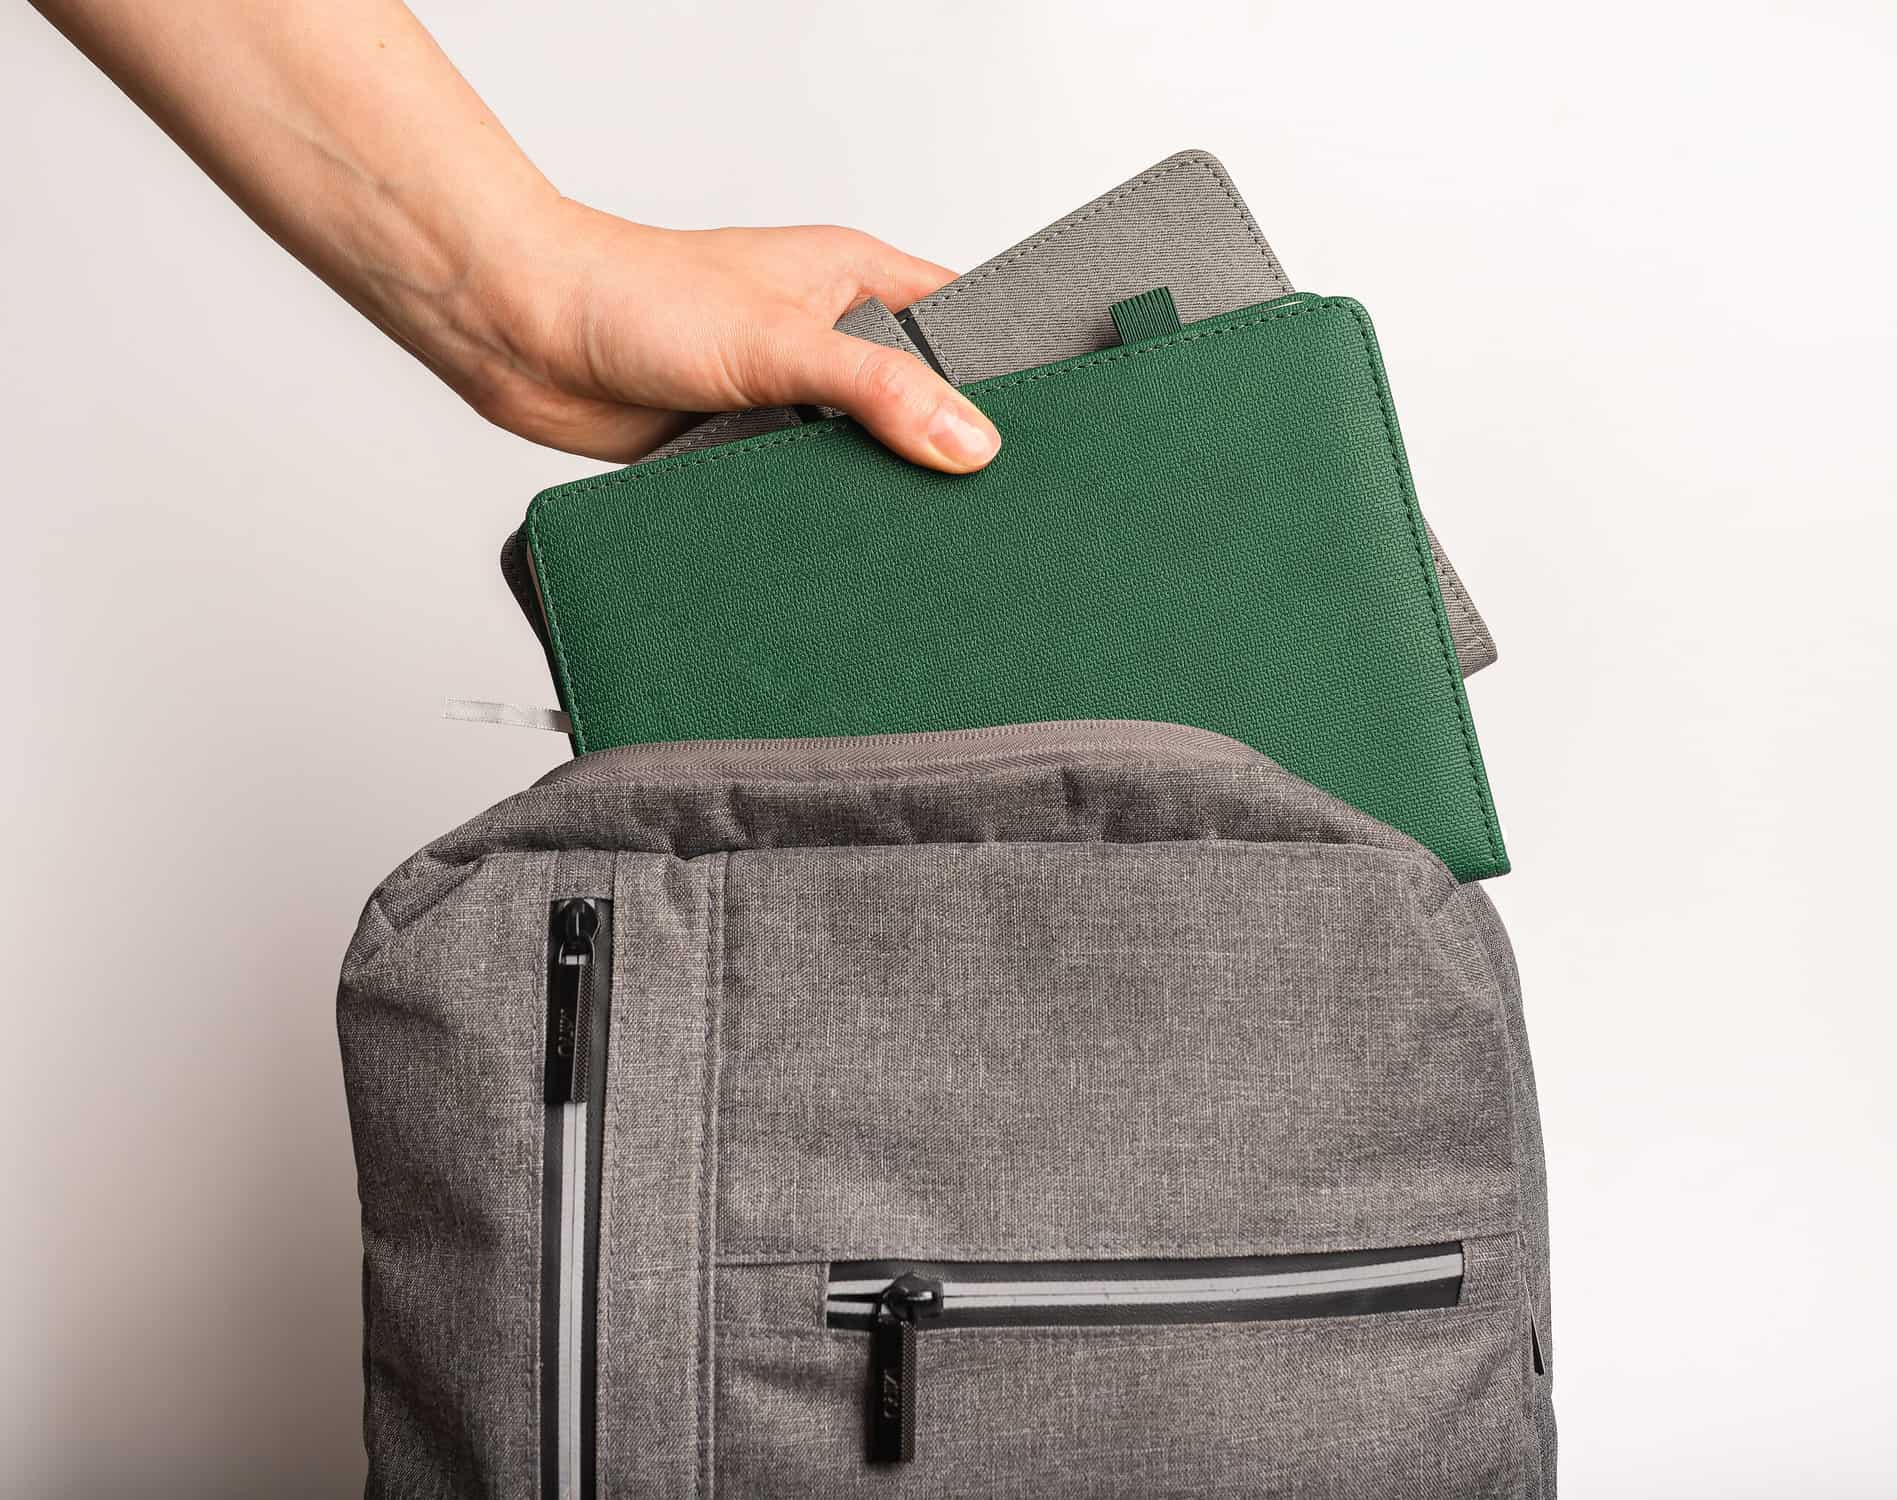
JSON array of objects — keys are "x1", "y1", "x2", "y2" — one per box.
[{"x1": 541, "y1": 897, "x2": 613, "y2": 1500}]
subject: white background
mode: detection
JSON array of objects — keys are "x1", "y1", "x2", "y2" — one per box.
[{"x1": 6, "y1": 2, "x2": 1894, "y2": 1494}]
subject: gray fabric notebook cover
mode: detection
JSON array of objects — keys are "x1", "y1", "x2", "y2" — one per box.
[{"x1": 499, "y1": 149, "x2": 1496, "y2": 677}]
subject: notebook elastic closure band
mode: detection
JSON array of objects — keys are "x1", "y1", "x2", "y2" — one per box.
[{"x1": 1109, "y1": 287, "x2": 1183, "y2": 345}]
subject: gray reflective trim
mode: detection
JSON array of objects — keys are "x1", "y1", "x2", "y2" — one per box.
[
  {"x1": 556, "y1": 1101, "x2": 586, "y2": 1499},
  {"x1": 826, "y1": 1250, "x2": 1463, "y2": 1315}
]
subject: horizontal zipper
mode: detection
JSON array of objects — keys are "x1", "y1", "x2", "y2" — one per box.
[
  {"x1": 828, "y1": 1243, "x2": 1463, "y2": 1328},
  {"x1": 832, "y1": 1243, "x2": 1461, "y2": 1462}
]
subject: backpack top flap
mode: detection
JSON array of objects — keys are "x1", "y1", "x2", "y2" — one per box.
[{"x1": 344, "y1": 719, "x2": 1444, "y2": 974}]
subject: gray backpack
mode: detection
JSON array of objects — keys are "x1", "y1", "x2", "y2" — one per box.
[{"x1": 338, "y1": 719, "x2": 1554, "y2": 1498}]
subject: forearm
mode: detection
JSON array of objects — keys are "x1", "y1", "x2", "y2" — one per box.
[
  {"x1": 34, "y1": 0, "x2": 999, "y2": 469},
  {"x1": 33, "y1": 0, "x2": 552, "y2": 382}
]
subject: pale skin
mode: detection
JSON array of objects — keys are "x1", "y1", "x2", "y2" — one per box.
[{"x1": 30, "y1": 0, "x2": 1003, "y2": 472}]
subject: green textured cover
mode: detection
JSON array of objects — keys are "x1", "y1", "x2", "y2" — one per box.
[{"x1": 526, "y1": 295, "x2": 1508, "y2": 879}]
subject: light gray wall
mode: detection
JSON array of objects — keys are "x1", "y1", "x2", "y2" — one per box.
[{"x1": 6, "y1": 1, "x2": 1894, "y2": 1494}]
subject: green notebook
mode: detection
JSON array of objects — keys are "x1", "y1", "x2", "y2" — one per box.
[{"x1": 524, "y1": 293, "x2": 1508, "y2": 880}]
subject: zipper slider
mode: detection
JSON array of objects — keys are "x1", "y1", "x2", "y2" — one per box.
[
  {"x1": 868, "y1": 1272, "x2": 943, "y2": 1463},
  {"x1": 544, "y1": 898, "x2": 600, "y2": 1105}
]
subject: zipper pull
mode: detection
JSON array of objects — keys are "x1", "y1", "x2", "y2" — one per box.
[
  {"x1": 868, "y1": 1272, "x2": 943, "y2": 1463},
  {"x1": 544, "y1": 898, "x2": 599, "y2": 1105}
]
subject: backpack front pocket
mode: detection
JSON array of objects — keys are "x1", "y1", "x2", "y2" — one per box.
[
  {"x1": 826, "y1": 1243, "x2": 1464, "y2": 1462},
  {"x1": 714, "y1": 1234, "x2": 1524, "y2": 1498}
]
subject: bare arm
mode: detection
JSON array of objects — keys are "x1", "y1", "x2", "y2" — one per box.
[{"x1": 30, "y1": 0, "x2": 1000, "y2": 470}]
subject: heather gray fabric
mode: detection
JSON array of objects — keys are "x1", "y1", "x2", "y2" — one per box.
[
  {"x1": 716, "y1": 840, "x2": 1511, "y2": 1258},
  {"x1": 339, "y1": 850, "x2": 559, "y2": 1496},
  {"x1": 593, "y1": 851, "x2": 714, "y2": 1496},
  {"x1": 497, "y1": 150, "x2": 1499, "y2": 678},
  {"x1": 899, "y1": 150, "x2": 1289, "y2": 386},
  {"x1": 1463, "y1": 882, "x2": 1557, "y2": 1496},
  {"x1": 339, "y1": 720, "x2": 1552, "y2": 1497}
]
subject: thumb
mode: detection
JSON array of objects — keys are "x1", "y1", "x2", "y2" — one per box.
[{"x1": 770, "y1": 326, "x2": 1001, "y2": 473}]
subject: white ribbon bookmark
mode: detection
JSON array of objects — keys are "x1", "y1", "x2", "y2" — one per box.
[{"x1": 443, "y1": 698, "x2": 572, "y2": 733}]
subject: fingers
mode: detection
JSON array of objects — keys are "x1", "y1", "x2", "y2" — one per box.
[
  {"x1": 835, "y1": 230, "x2": 957, "y2": 313},
  {"x1": 783, "y1": 328, "x2": 1001, "y2": 473},
  {"x1": 816, "y1": 233, "x2": 991, "y2": 468},
  {"x1": 858, "y1": 250, "x2": 957, "y2": 314}
]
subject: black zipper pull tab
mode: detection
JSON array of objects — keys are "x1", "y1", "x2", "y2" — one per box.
[
  {"x1": 544, "y1": 898, "x2": 600, "y2": 1105},
  {"x1": 868, "y1": 1272, "x2": 943, "y2": 1463}
]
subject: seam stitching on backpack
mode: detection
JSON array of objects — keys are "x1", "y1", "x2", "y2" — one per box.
[
  {"x1": 719, "y1": 1225, "x2": 1493, "y2": 1258},
  {"x1": 407, "y1": 833, "x2": 1453, "y2": 886},
  {"x1": 1432, "y1": 888, "x2": 1542, "y2": 1453},
  {"x1": 535, "y1": 854, "x2": 559, "y2": 1492},
  {"x1": 695, "y1": 854, "x2": 729, "y2": 1497},
  {"x1": 728, "y1": 1302, "x2": 1514, "y2": 1347}
]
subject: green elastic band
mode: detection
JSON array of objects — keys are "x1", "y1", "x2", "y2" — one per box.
[{"x1": 1109, "y1": 286, "x2": 1183, "y2": 345}]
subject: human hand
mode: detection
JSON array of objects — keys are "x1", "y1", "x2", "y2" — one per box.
[
  {"x1": 441, "y1": 202, "x2": 1000, "y2": 469},
  {"x1": 34, "y1": 0, "x2": 1000, "y2": 473}
]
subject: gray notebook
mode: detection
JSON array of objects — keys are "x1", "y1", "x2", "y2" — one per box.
[{"x1": 500, "y1": 149, "x2": 1495, "y2": 677}]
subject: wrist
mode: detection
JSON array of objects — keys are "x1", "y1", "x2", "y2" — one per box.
[
  {"x1": 329, "y1": 115, "x2": 565, "y2": 397},
  {"x1": 424, "y1": 192, "x2": 612, "y2": 401}
]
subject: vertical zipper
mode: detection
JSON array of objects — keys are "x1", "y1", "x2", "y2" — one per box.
[
  {"x1": 869, "y1": 1273, "x2": 944, "y2": 1463},
  {"x1": 541, "y1": 897, "x2": 612, "y2": 1500}
]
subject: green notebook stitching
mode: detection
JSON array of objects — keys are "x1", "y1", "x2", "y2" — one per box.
[{"x1": 525, "y1": 295, "x2": 1508, "y2": 880}]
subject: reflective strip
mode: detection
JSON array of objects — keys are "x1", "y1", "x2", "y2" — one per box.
[
  {"x1": 827, "y1": 1250, "x2": 1462, "y2": 1315},
  {"x1": 556, "y1": 1102, "x2": 586, "y2": 1499}
]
